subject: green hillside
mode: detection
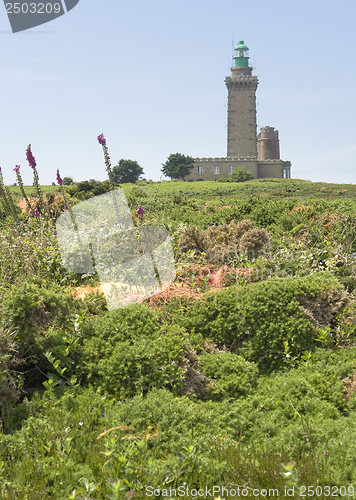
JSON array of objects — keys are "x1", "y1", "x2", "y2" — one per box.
[{"x1": 1, "y1": 178, "x2": 356, "y2": 498}]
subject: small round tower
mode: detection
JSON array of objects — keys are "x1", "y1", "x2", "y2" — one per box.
[{"x1": 257, "y1": 126, "x2": 280, "y2": 160}]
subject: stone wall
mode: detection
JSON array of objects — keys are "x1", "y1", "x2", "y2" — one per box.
[
  {"x1": 185, "y1": 157, "x2": 258, "y2": 181},
  {"x1": 257, "y1": 160, "x2": 291, "y2": 178},
  {"x1": 183, "y1": 158, "x2": 291, "y2": 181}
]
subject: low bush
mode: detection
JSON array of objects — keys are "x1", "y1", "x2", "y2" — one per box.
[
  {"x1": 79, "y1": 302, "x2": 162, "y2": 345},
  {"x1": 229, "y1": 167, "x2": 254, "y2": 182},
  {"x1": 75, "y1": 305, "x2": 195, "y2": 397},
  {"x1": 1, "y1": 281, "x2": 76, "y2": 343},
  {"x1": 89, "y1": 325, "x2": 189, "y2": 398},
  {"x1": 199, "y1": 352, "x2": 259, "y2": 401},
  {"x1": 0, "y1": 282, "x2": 106, "y2": 405},
  {"x1": 236, "y1": 271, "x2": 346, "y2": 372},
  {"x1": 166, "y1": 272, "x2": 346, "y2": 372},
  {"x1": 66, "y1": 179, "x2": 112, "y2": 200},
  {"x1": 178, "y1": 219, "x2": 270, "y2": 263}
]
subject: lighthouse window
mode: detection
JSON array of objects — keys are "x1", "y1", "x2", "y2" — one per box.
[
  {"x1": 197, "y1": 166, "x2": 203, "y2": 174},
  {"x1": 214, "y1": 166, "x2": 220, "y2": 174},
  {"x1": 229, "y1": 165, "x2": 234, "y2": 173}
]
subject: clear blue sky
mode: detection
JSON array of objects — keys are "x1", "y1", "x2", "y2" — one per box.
[{"x1": 1, "y1": 0, "x2": 355, "y2": 186}]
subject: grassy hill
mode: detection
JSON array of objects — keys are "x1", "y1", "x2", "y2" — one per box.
[
  {"x1": 1, "y1": 178, "x2": 356, "y2": 498},
  {"x1": 6, "y1": 177, "x2": 356, "y2": 201}
]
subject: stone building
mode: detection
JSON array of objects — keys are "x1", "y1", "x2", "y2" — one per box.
[{"x1": 185, "y1": 41, "x2": 291, "y2": 181}]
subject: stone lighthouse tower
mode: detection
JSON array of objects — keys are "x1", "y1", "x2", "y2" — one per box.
[
  {"x1": 185, "y1": 40, "x2": 292, "y2": 182},
  {"x1": 225, "y1": 41, "x2": 258, "y2": 158}
]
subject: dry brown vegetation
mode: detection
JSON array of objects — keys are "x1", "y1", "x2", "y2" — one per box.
[{"x1": 178, "y1": 219, "x2": 270, "y2": 263}]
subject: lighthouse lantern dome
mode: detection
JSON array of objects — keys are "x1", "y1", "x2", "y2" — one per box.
[{"x1": 233, "y1": 40, "x2": 250, "y2": 68}]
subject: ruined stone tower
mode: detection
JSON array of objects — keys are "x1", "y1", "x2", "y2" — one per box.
[
  {"x1": 257, "y1": 126, "x2": 280, "y2": 160},
  {"x1": 225, "y1": 41, "x2": 258, "y2": 158}
]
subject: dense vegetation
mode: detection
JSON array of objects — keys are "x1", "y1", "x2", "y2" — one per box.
[{"x1": 1, "y1": 177, "x2": 356, "y2": 498}]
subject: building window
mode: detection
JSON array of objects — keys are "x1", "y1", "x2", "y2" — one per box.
[
  {"x1": 197, "y1": 166, "x2": 203, "y2": 174},
  {"x1": 229, "y1": 165, "x2": 234, "y2": 173},
  {"x1": 214, "y1": 165, "x2": 220, "y2": 174},
  {"x1": 283, "y1": 168, "x2": 290, "y2": 179}
]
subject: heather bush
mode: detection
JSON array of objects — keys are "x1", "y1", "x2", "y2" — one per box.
[
  {"x1": 1, "y1": 281, "x2": 77, "y2": 341},
  {"x1": 0, "y1": 281, "x2": 107, "y2": 408},
  {"x1": 168, "y1": 286, "x2": 242, "y2": 345},
  {"x1": 178, "y1": 219, "x2": 270, "y2": 264},
  {"x1": 199, "y1": 352, "x2": 259, "y2": 401},
  {"x1": 78, "y1": 302, "x2": 162, "y2": 345},
  {"x1": 235, "y1": 272, "x2": 346, "y2": 372},
  {"x1": 166, "y1": 272, "x2": 346, "y2": 372},
  {"x1": 79, "y1": 323, "x2": 190, "y2": 398}
]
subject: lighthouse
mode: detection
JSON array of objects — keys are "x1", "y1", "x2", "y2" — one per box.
[
  {"x1": 225, "y1": 41, "x2": 258, "y2": 158},
  {"x1": 185, "y1": 40, "x2": 291, "y2": 182}
]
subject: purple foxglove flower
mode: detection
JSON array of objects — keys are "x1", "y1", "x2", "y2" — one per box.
[
  {"x1": 97, "y1": 133, "x2": 106, "y2": 146},
  {"x1": 14, "y1": 165, "x2": 20, "y2": 173},
  {"x1": 34, "y1": 208, "x2": 40, "y2": 217},
  {"x1": 136, "y1": 205, "x2": 145, "y2": 215},
  {"x1": 56, "y1": 169, "x2": 63, "y2": 186},
  {"x1": 26, "y1": 145, "x2": 36, "y2": 169},
  {"x1": 64, "y1": 204, "x2": 68, "y2": 210}
]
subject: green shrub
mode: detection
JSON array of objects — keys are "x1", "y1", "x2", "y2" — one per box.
[
  {"x1": 2, "y1": 281, "x2": 76, "y2": 341},
  {"x1": 229, "y1": 167, "x2": 254, "y2": 182},
  {"x1": 0, "y1": 282, "x2": 86, "y2": 403},
  {"x1": 129, "y1": 186, "x2": 149, "y2": 198},
  {"x1": 66, "y1": 179, "x2": 112, "y2": 199},
  {"x1": 168, "y1": 272, "x2": 346, "y2": 372},
  {"x1": 79, "y1": 324, "x2": 189, "y2": 398},
  {"x1": 199, "y1": 352, "x2": 258, "y2": 401},
  {"x1": 236, "y1": 272, "x2": 346, "y2": 372},
  {"x1": 80, "y1": 302, "x2": 162, "y2": 345},
  {"x1": 172, "y1": 287, "x2": 242, "y2": 345}
]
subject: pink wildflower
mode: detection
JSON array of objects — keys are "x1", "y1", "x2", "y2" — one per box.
[
  {"x1": 34, "y1": 208, "x2": 40, "y2": 217},
  {"x1": 14, "y1": 165, "x2": 20, "y2": 173},
  {"x1": 136, "y1": 205, "x2": 145, "y2": 215},
  {"x1": 26, "y1": 144, "x2": 36, "y2": 169},
  {"x1": 97, "y1": 133, "x2": 106, "y2": 146},
  {"x1": 56, "y1": 169, "x2": 63, "y2": 186}
]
